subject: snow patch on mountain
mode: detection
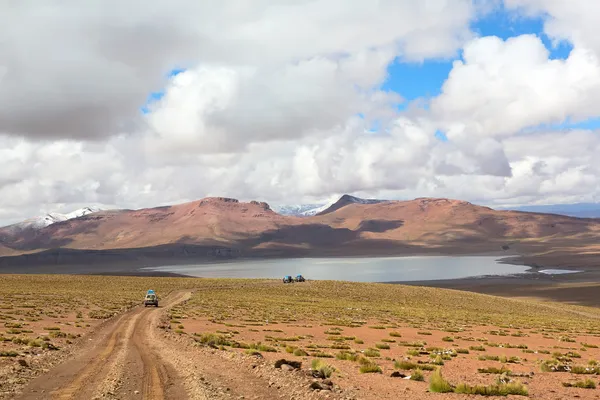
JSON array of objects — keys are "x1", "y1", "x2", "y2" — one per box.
[
  {"x1": 273, "y1": 203, "x2": 327, "y2": 217},
  {"x1": 274, "y1": 195, "x2": 388, "y2": 217},
  {"x1": 3, "y1": 207, "x2": 102, "y2": 231}
]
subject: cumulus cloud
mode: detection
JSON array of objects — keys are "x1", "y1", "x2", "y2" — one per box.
[
  {"x1": 0, "y1": 0, "x2": 476, "y2": 140},
  {"x1": 431, "y1": 34, "x2": 600, "y2": 139},
  {"x1": 505, "y1": 0, "x2": 600, "y2": 56}
]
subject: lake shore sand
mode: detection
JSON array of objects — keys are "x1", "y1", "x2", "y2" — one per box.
[{"x1": 398, "y1": 268, "x2": 600, "y2": 307}]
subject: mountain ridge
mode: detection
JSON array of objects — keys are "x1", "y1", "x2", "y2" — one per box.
[{"x1": 1, "y1": 195, "x2": 599, "y2": 267}]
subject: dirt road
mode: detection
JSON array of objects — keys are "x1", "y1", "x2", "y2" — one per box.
[
  {"x1": 15, "y1": 291, "x2": 193, "y2": 400},
  {"x1": 13, "y1": 290, "x2": 350, "y2": 400}
]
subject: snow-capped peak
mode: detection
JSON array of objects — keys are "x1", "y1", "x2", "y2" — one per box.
[
  {"x1": 3, "y1": 207, "x2": 102, "y2": 231},
  {"x1": 273, "y1": 195, "x2": 386, "y2": 217},
  {"x1": 64, "y1": 206, "x2": 102, "y2": 220},
  {"x1": 273, "y1": 203, "x2": 327, "y2": 217}
]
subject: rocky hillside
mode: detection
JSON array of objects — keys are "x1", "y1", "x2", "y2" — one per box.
[{"x1": 0, "y1": 195, "x2": 599, "y2": 263}]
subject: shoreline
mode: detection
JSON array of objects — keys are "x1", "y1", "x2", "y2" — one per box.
[{"x1": 2, "y1": 252, "x2": 600, "y2": 307}]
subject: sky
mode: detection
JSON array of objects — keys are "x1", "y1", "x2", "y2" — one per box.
[{"x1": 1, "y1": 0, "x2": 600, "y2": 224}]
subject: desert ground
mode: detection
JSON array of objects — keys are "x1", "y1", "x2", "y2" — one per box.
[{"x1": 3, "y1": 275, "x2": 600, "y2": 399}]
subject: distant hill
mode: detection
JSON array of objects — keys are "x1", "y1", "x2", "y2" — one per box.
[
  {"x1": 316, "y1": 194, "x2": 388, "y2": 215},
  {"x1": 500, "y1": 203, "x2": 600, "y2": 218}
]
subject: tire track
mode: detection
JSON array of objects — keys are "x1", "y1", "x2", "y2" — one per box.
[{"x1": 14, "y1": 292, "x2": 191, "y2": 400}]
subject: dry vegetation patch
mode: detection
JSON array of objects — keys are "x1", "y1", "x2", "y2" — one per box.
[
  {"x1": 4, "y1": 276, "x2": 600, "y2": 399},
  {"x1": 176, "y1": 279, "x2": 600, "y2": 398}
]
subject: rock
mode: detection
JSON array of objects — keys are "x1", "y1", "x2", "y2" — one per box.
[
  {"x1": 310, "y1": 382, "x2": 325, "y2": 390},
  {"x1": 134, "y1": 390, "x2": 140, "y2": 395},
  {"x1": 281, "y1": 364, "x2": 295, "y2": 372},
  {"x1": 322, "y1": 379, "x2": 333, "y2": 387},
  {"x1": 390, "y1": 371, "x2": 406, "y2": 378},
  {"x1": 274, "y1": 359, "x2": 302, "y2": 369}
]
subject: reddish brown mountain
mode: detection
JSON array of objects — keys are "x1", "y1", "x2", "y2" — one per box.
[{"x1": 0, "y1": 195, "x2": 599, "y2": 264}]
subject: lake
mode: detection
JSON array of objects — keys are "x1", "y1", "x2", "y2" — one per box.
[{"x1": 144, "y1": 255, "x2": 530, "y2": 282}]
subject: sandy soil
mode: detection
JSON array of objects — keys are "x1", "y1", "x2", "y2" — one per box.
[{"x1": 182, "y1": 314, "x2": 600, "y2": 399}]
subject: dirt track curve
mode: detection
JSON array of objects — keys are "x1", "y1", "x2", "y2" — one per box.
[
  {"x1": 15, "y1": 291, "x2": 193, "y2": 400},
  {"x1": 13, "y1": 290, "x2": 350, "y2": 400}
]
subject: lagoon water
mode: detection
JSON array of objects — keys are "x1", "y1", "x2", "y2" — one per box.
[
  {"x1": 146, "y1": 256, "x2": 529, "y2": 282},
  {"x1": 538, "y1": 269, "x2": 581, "y2": 275}
]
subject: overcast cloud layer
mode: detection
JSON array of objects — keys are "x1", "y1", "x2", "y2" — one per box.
[{"x1": 0, "y1": 0, "x2": 599, "y2": 225}]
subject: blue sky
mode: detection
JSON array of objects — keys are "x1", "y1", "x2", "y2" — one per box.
[
  {"x1": 383, "y1": 5, "x2": 572, "y2": 103},
  {"x1": 380, "y1": 5, "x2": 600, "y2": 137},
  {"x1": 141, "y1": 68, "x2": 186, "y2": 114}
]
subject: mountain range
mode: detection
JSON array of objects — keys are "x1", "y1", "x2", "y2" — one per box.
[
  {"x1": 277, "y1": 199, "x2": 600, "y2": 218},
  {"x1": 0, "y1": 195, "x2": 599, "y2": 269}
]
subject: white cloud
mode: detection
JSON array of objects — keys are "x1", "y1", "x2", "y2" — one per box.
[
  {"x1": 0, "y1": 0, "x2": 477, "y2": 140},
  {"x1": 3, "y1": 1, "x2": 600, "y2": 225},
  {"x1": 432, "y1": 34, "x2": 600, "y2": 139},
  {"x1": 505, "y1": 0, "x2": 600, "y2": 56}
]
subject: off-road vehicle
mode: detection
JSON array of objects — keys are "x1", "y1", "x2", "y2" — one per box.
[{"x1": 144, "y1": 290, "x2": 159, "y2": 307}]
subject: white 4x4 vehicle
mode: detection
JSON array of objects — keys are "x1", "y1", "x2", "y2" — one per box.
[{"x1": 144, "y1": 290, "x2": 158, "y2": 307}]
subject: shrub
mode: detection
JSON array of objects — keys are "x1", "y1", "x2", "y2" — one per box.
[
  {"x1": 331, "y1": 343, "x2": 351, "y2": 350},
  {"x1": 364, "y1": 349, "x2": 380, "y2": 357},
  {"x1": 194, "y1": 333, "x2": 230, "y2": 347},
  {"x1": 311, "y1": 351, "x2": 333, "y2": 358},
  {"x1": 478, "y1": 355, "x2": 500, "y2": 361},
  {"x1": 375, "y1": 343, "x2": 390, "y2": 350},
  {"x1": 571, "y1": 365, "x2": 599, "y2": 375},
  {"x1": 469, "y1": 345, "x2": 486, "y2": 351},
  {"x1": 336, "y1": 351, "x2": 359, "y2": 362},
  {"x1": 562, "y1": 379, "x2": 596, "y2": 389},
  {"x1": 293, "y1": 348, "x2": 308, "y2": 357},
  {"x1": 395, "y1": 360, "x2": 417, "y2": 370},
  {"x1": 411, "y1": 369, "x2": 424, "y2": 381},
  {"x1": 312, "y1": 359, "x2": 334, "y2": 378},
  {"x1": 360, "y1": 362, "x2": 382, "y2": 373},
  {"x1": 442, "y1": 336, "x2": 454, "y2": 342},
  {"x1": 285, "y1": 346, "x2": 295, "y2": 354},
  {"x1": 454, "y1": 381, "x2": 528, "y2": 396},
  {"x1": 431, "y1": 355, "x2": 444, "y2": 366},
  {"x1": 389, "y1": 331, "x2": 402, "y2": 337},
  {"x1": 582, "y1": 343, "x2": 599, "y2": 349},
  {"x1": 88, "y1": 310, "x2": 113, "y2": 319},
  {"x1": 478, "y1": 366, "x2": 512, "y2": 374},
  {"x1": 354, "y1": 338, "x2": 364, "y2": 344},
  {"x1": 43, "y1": 327, "x2": 61, "y2": 331},
  {"x1": 429, "y1": 368, "x2": 453, "y2": 393},
  {"x1": 256, "y1": 344, "x2": 277, "y2": 352},
  {"x1": 456, "y1": 348, "x2": 470, "y2": 354}
]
